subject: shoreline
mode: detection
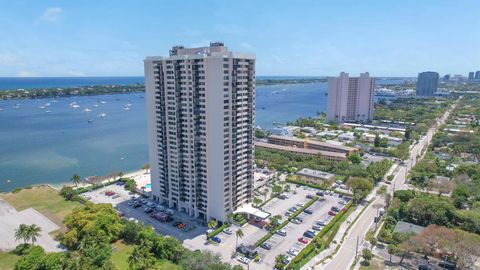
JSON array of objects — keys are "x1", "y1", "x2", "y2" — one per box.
[{"x1": 1, "y1": 168, "x2": 149, "y2": 194}]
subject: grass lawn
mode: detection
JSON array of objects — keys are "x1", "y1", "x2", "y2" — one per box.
[
  {"x1": 0, "y1": 185, "x2": 81, "y2": 231},
  {"x1": 359, "y1": 257, "x2": 388, "y2": 270},
  {"x1": 111, "y1": 241, "x2": 181, "y2": 270},
  {"x1": 0, "y1": 252, "x2": 20, "y2": 270},
  {"x1": 111, "y1": 241, "x2": 134, "y2": 270}
]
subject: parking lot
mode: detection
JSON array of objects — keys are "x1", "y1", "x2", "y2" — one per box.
[
  {"x1": 81, "y1": 184, "x2": 207, "y2": 241},
  {"x1": 184, "y1": 186, "x2": 347, "y2": 269}
]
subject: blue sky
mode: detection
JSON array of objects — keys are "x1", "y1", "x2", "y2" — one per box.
[{"x1": 1, "y1": 0, "x2": 479, "y2": 77}]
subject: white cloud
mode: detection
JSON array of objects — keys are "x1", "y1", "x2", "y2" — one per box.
[{"x1": 40, "y1": 7, "x2": 63, "y2": 23}]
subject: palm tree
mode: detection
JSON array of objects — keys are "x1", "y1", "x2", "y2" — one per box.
[
  {"x1": 117, "y1": 172, "x2": 124, "y2": 181},
  {"x1": 71, "y1": 174, "x2": 81, "y2": 187},
  {"x1": 235, "y1": 228, "x2": 244, "y2": 249},
  {"x1": 142, "y1": 164, "x2": 150, "y2": 174},
  {"x1": 14, "y1": 224, "x2": 29, "y2": 244},
  {"x1": 207, "y1": 219, "x2": 217, "y2": 230},
  {"x1": 128, "y1": 246, "x2": 142, "y2": 270},
  {"x1": 27, "y1": 224, "x2": 41, "y2": 245}
]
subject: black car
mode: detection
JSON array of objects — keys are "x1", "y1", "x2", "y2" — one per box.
[
  {"x1": 260, "y1": 242, "x2": 272, "y2": 250},
  {"x1": 306, "y1": 194, "x2": 313, "y2": 199},
  {"x1": 331, "y1": 206, "x2": 340, "y2": 212},
  {"x1": 418, "y1": 265, "x2": 434, "y2": 270},
  {"x1": 438, "y1": 261, "x2": 456, "y2": 270},
  {"x1": 316, "y1": 191, "x2": 324, "y2": 196},
  {"x1": 303, "y1": 231, "x2": 315, "y2": 238},
  {"x1": 304, "y1": 209, "x2": 313, "y2": 214}
]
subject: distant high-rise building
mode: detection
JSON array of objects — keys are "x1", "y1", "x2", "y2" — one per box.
[
  {"x1": 443, "y1": 74, "x2": 451, "y2": 82},
  {"x1": 416, "y1": 71, "x2": 439, "y2": 96},
  {"x1": 144, "y1": 42, "x2": 255, "y2": 223},
  {"x1": 468, "y1": 72, "x2": 475, "y2": 81},
  {"x1": 476, "y1": 71, "x2": 480, "y2": 80},
  {"x1": 326, "y1": 72, "x2": 375, "y2": 123}
]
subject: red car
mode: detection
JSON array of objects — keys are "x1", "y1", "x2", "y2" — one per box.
[
  {"x1": 298, "y1": 237, "x2": 309, "y2": 244},
  {"x1": 328, "y1": 211, "x2": 337, "y2": 216}
]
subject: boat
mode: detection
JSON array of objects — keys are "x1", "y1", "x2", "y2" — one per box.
[
  {"x1": 39, "y1": 106, "x2": 46, "y2": 109},
  {"x1": 45, "y1": 110, "x2": 52, "y2": 113},
  {"x1": 100, "y1": 101, "x2": 107, "y2": 104},
  {"x1": 88, "y1": 119, "x2": 93, "y2": 123},
  {"x1": 45, "y1": 102, "x2": 51, "y2": 106},
  {"x1": 0, "y1": 108, "x2": 3, "y2": 111},
  {"x1": 123, "y1": 107, "x2": 130, "y2": 111},
  {"x1": 98, "y1": 113, "x2": 107, "y2": 118},
  {"x1": 83, "y1": 108, "x2": 92, "y2": 112},
  {"x1": 72, "y1": 104, "x2": 80, "y2": 108}
]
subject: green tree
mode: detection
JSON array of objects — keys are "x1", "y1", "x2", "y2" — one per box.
[
  {"x1": 15, "y1": 224, "x2": 30, "y2": 244},
  {"x1": 235, "y1": 228, "x2": 244, "y2": 249},
  {"x1": 71, "y1": 173, "x2": 81, "y2": 187},
  {"x1": 272, "y1": 185, "x2": 283, "y2": 195},
  {"x1": 348, "y1": 153, "x2": 362, "y2": 164},
  {"x1": 128, "y1": 241, "x2": 154, "y2": 270},
  {"x1": 42, "y1": 252, "x2": 67, "y2": 270},
  {"x1": 362, "y1": 248, "x2": 373, "y2": 265},
  {"x1": 208, "y1": 219, "x2": 218, "y2": 230},
  {"x1": 14, "y1": 246, "x2": 46, "y2": 270},
  {"x1": 26, "y1": 224, "x2": 41, "y2": 245},
  {"x1": 60, "y1": 186, "x2": 76, "y2": 200},
  {"x1": 274, "y1": 254, "x2": 286, "y2": 270},
  {"x1": 387, "y1": 244, "x2": 399, "y2": 262},
  {"x1": 347, "y1": 177, "x2": 373, "y2": 204},
  {"x1": 253, "y1": 197, "x2": 263, "y2": 207}
]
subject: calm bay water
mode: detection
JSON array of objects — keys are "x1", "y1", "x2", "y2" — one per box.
[{"x1": 0, "y1": 77, "x2": 403, "y2": 192}]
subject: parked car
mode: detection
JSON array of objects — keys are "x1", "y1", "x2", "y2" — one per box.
[
  {"x1": 331, "y1": 206, "x2": 340, "y2": 212},
  {"x1": 260, "y1": 242, "x2": 272, "y2": 250},
  {"x1": 316, "y1": 191, "x2": 324, "y2": 196},
  {"x1": 276, "y1": 229, "x2": 287, "y2": 236},
  {"x1": 211, "y1": 236, "x2": 221, "y2": 243},
  {"x1": 112, "y1": 194, "x2": 120, "y2": 199},
  {"x1": 328, "y1": 211, "x2": 337, "y2": 216},
  {"x1": 283, "y1": 255, "x2": 293, "y2": 265},
  {"x1": 316, "y1": 220, "x2": 327, "y2": 226},
  {"x1": 144, "y1": 207, "x2": 154, "y2": 213},
  {"x1": 339, "y1": 200, "x2": 347, "y2": 205},
  {"x1": 306, "y1": 194, "x2": 313, "y2": 199},
  {"x1": 296, "y1": 203, "x2": 304, "y2": 208},
  {"x1": 285, "y1": 212, "x2": 292, "y2": 217},
  {"x1": 291, "y1": 218, "x2": 301, "y2": 224},
  {"x1": 312, "y1": 224, "x2": 323, "y2": 231},
  {"x1": 288, "y1": 207, "x2": 298, "y2": 213},
  {"x1": 298, "y1": 237, "x2": 309, "y2": 244},
  {"x1": 278, "y1": 194, "x2": 287, "y2": 200},
  {"x1": 206, "y1": 229, "x2": 215, "y2": 234},
  {"x1": 303, "y1": 231, "x2": 315, "y2": 238},
  {"x1": 438, "y1": 261, "x2": 456, "y2": 270},
  {"x1": 223, "y1": 228, "x2": 233, "y2": 234},
  {"x1": 418, "y1": 265, "x2": 434, "y2": 270},
  {"x1": 133, "y1": 203, "x2": 142, "y2": 208},
  {"x1": 287, "y1": 249, "x2": 299, "y2": 256},
  {"x1": 237, "y1": 256, "x2": 250, "y2": 264},
  {"x1": 304, "y1": 209, "x2": 313, "y2": 214},
  {"x1": 296, "y1": 216, "x2": 303, "y2": 222}
]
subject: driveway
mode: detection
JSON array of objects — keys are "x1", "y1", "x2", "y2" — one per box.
[{"x1": 0, "y1": 199, "x2": 64, "y2": 252}]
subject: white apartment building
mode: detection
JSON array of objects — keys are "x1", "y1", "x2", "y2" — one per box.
[
  {"x1": 326, "y1": 72, "x2": 375, "y2": 123},
  {"x1": 144, "y1": 42, "x2": 255, "y2": 223}
]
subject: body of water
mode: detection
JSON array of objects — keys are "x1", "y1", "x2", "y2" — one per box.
[{"x1": 0, "y1": 77, "x2": 403, "y2": 192}]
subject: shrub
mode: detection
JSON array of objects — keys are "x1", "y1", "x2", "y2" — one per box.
[
  {"x1": 11, "y1": 243, "x2": 31, "y2": 256},
  {"x1": 60, "y1": 186, "x2": 76, "y2": 200},
  {"x1": 12, "y1": 188, "x2": 22, "y2": 193}
]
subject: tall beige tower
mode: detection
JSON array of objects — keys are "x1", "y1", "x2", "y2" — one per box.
[
  {"x1": 326, "y1": 72, "x2": 375, "y2": 123},
  {"x1": 144, "y1": 42, "x2": 255, "y2": 223}
]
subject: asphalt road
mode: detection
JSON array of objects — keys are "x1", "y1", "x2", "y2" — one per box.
[{"x1": 320, "y1": 103, "x2": 455, "y2": 270}]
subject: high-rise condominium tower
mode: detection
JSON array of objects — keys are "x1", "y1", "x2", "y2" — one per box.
[
  {"x1": 326, "y1": 72, "x2": 375, "y2": 123},
  {"x1": 144, "y1": 42, "x2": 255, "y2": 223},
  {"x1": 468, "y1": 72, "x2": 475, "y2": 81},
  {"x1": 416, "y1": 71, "x2": 439, "y2": 96}
]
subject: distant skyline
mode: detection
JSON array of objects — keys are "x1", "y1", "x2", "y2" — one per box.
[{"x1": 1, "y1": 0, "x2": 479, "y2": 77}]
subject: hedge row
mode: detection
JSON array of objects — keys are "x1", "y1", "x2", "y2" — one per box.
[
  {"x1": 254, "y1": 196, "x2": 319, "y2": 247},
  {"x1": 207, "y1": 223, "x2": 231, "y2": 239},
  {"x1": 75, "y1": 179, "x2": 124, "y2": 194},
  {"x1": 287, "y1": 201, "x2": 354, "y2": 270}
]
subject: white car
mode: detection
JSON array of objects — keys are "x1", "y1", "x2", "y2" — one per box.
[
  {"x1": 276, "y1": 229, "x2": 287, "y2": 236},
  {"x1": 296, "y1": 203, "x2": 304, "y2": 207},
  {"x1": 287, "y1": 249, "x2": 299, "y2": 256},
  {"x1": 237, "y1": 256, "x2": 250, "y2": 264},
  {"x1": 206, "y1": 229, "x2": 214, "y2": 234},
  {"x1": 223, "y1": 228, "x2": 233, "y2": 234}
]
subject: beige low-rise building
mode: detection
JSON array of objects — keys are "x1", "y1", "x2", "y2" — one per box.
[{"x1": 296, "y1": 168, "x2": 335, "y2": 185}]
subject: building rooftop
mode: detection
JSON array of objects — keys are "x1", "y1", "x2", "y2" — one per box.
[
  {"x1": 255, "y1": 141, "x2": 346, "y2": 158},
  {"x1": 268, "y1": 135, "x2": 357, "y2": 152},
  {"x1": 297, "y1": 168, "x2": 335, "y2": 180},
  {"x1": 394, "y1": 221, "x2": 425, "y2": 234}
]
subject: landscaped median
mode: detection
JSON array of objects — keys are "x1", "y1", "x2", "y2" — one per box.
[
  {"x1": 206, "y1": 223, "x2": 230, "y2": 240},
  {"x1": 254, "y1": 196, "x2": 319, "y2": 247},
  {"x1": 286, "y1": 177, "x2": 352, "y2": 197},
  {"x1": 287, "y1": 201, "x2": 354, "y2": 270}
]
